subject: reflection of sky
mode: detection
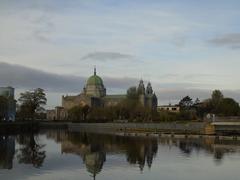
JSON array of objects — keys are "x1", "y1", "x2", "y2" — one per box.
[
  {"x1": 1, "y1": 134, "x2": 240, "y2": 180},
  {"x1": 0, "y1": 0, "x2": 240, "y2": 107}
]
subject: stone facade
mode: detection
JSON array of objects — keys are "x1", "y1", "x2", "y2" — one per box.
[
  {"x1": 137, "y1": 81, "x2": 158, "y2": 110},
  {"x1": 47, "y1": 106, "x2": 68, "y2": 121},
  {"x1": 47, "y1": 69, "x2": 158, "y2": 120}
]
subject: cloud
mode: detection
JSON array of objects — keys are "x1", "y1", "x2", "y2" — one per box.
[
  {"x1": 1, "y1": 62, "x2": 240, "y2": 107},
  {"x1": 0, "y1": 62, "x2": 137, "y2": 93},
  {"x1": 80, "y1": 52, "x2": 135, "y2": 61},
  {"x1": 208, "y1": 33, "x2": 240, "y2": 49},
  {"x1": 0, "y1": 62, "x2": 85, "y2": 92}
]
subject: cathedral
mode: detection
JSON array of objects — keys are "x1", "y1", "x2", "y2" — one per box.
[{"x1": 47, "y1": 68, "x2": 158, "y2": 120}]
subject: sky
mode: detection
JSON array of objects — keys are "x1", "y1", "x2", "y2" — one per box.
[{"x1": 0, "y1": 0, "x2": 240, "y2": 108}]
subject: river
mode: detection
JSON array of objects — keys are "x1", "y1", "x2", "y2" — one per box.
[{"x1": 0, "y1": 130, "x2": 240, "y2": 180}]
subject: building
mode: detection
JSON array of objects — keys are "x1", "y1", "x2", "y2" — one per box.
[
  {"x1": 137, "y1": 80, "x2": 158, "y2": 109},
  {"x1": 47, "y1": 106, "x2": 68, "y2": 121},
  {"x1": 157, "y1": 105, "x2": 180, "y2": 113},
  {"x1": 0, "y1": 87, "x2": 16, "y2": 121},
  {"x1": 47, "y1": 68, "x2": 158, "y2": 120}
]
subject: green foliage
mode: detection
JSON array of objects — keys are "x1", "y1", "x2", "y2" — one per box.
[
  {"x1": 212, "y1": 90, "x2": 224, "y2": 103},
  {"x1": 152, "y1": 110, "x2": 197, "y2": 122},
  {"x1": 127, "y1": 86, "x2": 138, "y2": 98},
  {"x1": 195, "y1": 90, "x2": 240, "y2": 117},
  {"x1": 218, "y1": 98, "x2": 239, "y2": 116},
  {"x1": 179, "y1": 96, "x2": 193, "y2": 110},
  {"x1": 18, "y1": 88, "x2": 47, "y2": 120},
  {"x1": 67, "y1": 89, "x2": 240, "y2": 123},
  {"x1": 178, "y1": 110, "x2": 197, "y2": 120},
  {"x1": 211, "y1": 90, "x2": 224, "y2": 113},
  {"x1": 86, "y1": 102, "x2": 158, "y2": 123},
  {"x1": 68, "y1": 105, "x2": 90, "y2": 122},
  {"x1": 87, "y1": 107, "x2": 117, "y2": 122}
]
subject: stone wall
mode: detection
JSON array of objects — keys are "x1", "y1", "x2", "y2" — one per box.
[{"x1": 68, "y1": 122, "x2": 207, "y2": 135}]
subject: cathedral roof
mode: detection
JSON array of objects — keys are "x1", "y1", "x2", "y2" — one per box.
[
  {"x1": 87, "y1": 75, "x2": 103, "y2": 86},
  {"x1": 86, "y1": 68, "x2": 104, "y2": 86}
]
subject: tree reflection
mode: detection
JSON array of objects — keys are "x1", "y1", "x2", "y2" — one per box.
[
  {"x1": 16, "y1": 134, "x2": 46, "y2": 168},
  {"x1": 176, "y1": 137, "x2": 237, "y2": 164},
  {"x1": 45, "y1": 130, "x2": 240, "y2": 175},
  {"x1": 0, "y1": 136, "x2": 15, "y2": 169},
  {"x1": 179, "y1": 141, "x2": 193, "y2": 155},
  {"x1": 125, "y1": 138, "x2": 158, "y2": 171},
  {"x1": 214, "y1": 149, "x2": 224, "y2": 164}
]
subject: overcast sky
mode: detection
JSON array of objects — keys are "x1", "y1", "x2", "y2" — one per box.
[{"x1": 0, "y1": 0, "x2": 240, "y2": 108}]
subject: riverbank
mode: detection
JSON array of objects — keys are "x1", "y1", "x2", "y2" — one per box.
[
  {"x1": 0, "y1": 121, "x2": 212, "y2": 135},
  {"x1": 67, "y1": 122, "x2": 209, "y2": 134},
  {"x1": 0, "y1": 122, "x2": 39, "y2": 134},
  {"x1": 1, "y1": 121, "x2": 240, "y2": 139}
]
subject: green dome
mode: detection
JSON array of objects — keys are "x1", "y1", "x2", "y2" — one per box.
[{"x1": 87, "y1": 74, "x2": 103, "y2": 86}]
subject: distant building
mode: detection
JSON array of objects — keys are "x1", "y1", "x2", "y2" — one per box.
[
  {"x1": 62, "y1": 68, "x2": 157, "y2": 110},
  {"x1": 47, "y1": 106, "x2": 68, "y2": 121},
  {"x1": 0, "y1": 87, "x2": 16, "y2": 121},
  {"x1": 47, "y1": 68, "x2": 158, "y2": 120},
  {"x1": 157, "y1": 105, "x2": 180, "y2": 113}
]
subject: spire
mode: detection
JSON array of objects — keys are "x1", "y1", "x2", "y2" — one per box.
[
  {"x1": 146, "y1": 82, "x2": 153, "y2": 94},
  {"x1": 94, "y1": 66, "x2": 96, "y2": 75},
  {"x1": 137, "y1": 79, "x2": 145, "y2": 95}
]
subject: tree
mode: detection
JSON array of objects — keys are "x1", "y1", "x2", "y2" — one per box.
[
  {"x1": 179, "y1": 96, "x2": 193, "y2": 110},
  {"x1": 211, "y1": 90, "x2": 224, "y2": 112},
  {"x1": 18, "y1": 88, "x2": 47, "y2": 120},
  {"x1": 197, "y1": 90, "x2": 240, "y2": 117},
  {"x1": 127, "y1": 86, "x2": 139, "y2": 100},
  {"x1": 219, "y1": 98, "x2": 240, "y2": 116},
  {"x1": 68, "y1": 105, "x2": 90, "y2": 122},
  {"x1": 194, "y1": 98, "x2": 200, "y2": 105},
  {"x1": 212, "y1": 90, "x2": 224, "y2": 103},
  {"x1": 82, "y1": 105, "x2": 90, "y2": 121}
]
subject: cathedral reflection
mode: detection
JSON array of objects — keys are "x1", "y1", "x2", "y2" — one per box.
[
  {"x1": 1, "y1": 130, "x2": 240, "y2": 173},
  {"x1": 45, "y1": 130, "x2": 158, "y2": 178},
  {"x1": 84, "y1": 144, "x2": 106, "y2": 180},
  {"x1": 0, "y1": 136, "x2": 15, "y2": 169},
  {"x1": 44, "y1": 130, "x2": 240, "y2": 178},
  {"x1": 58, "y1": 132, "x2": 106, "y2": 179}
]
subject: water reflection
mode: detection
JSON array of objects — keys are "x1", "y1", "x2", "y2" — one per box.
[
  {"x1": 48, "y1": 132, "x2": 158, "y2": 173},
  {"x1": 45, "y1": 130, "x2": 240, "y2": 177},
  {"x1": 0, "y1": 130, "x2": 240, "y2": 179},
  {"x1": 0, "y1": 136, "x2": 15, "y2": 169},
  {"x1": 125, "y1": 137, "x2": 158, "y2": 170},
  {"x1": 16, "y1": 134, "x2": 46, "y2": 168},
  {"x1": 59, "y1": 133, "x2": 106, "y2": 179}
]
